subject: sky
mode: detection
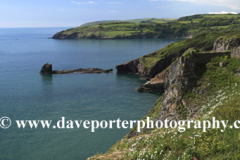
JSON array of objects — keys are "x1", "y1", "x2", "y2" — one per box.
[{"x1": 1, "y1": 0, "x2": 240, "y2": 28}]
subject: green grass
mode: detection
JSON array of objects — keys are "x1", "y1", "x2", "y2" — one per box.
[
  {"x1": 88, "y1": 57, "x2": 240, "y2": 160},
  {"x1": 53, "y1": 14, "x2": 240, "y2": 39},
  {"x1": 139, "y1": 30, "x2": 240, "y2": 69},
  {"x1": 81, "y1": 18, "x2": 176, "y2": 26}
]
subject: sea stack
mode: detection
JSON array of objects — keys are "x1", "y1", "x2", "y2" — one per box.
[{"x1": 40, "y1": 63, "x2": 53, "y2": 74}]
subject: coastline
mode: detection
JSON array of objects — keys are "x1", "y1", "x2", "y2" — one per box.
[{"x1": 88, "y1": 30, "x2": 240, "y2": 160}]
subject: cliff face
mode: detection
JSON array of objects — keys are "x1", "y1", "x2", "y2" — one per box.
[
  {"x1": 116, "y1": 59, "x2": 140, "y2": 74},
  {"x1": 115, "y1": 32, "x2": 233, "y2": 80},
  {"x1": 155, "y1": 50, "x2": 231, "y2": 122},
  {"x1": 213, "y1": 34, "x2": 240, "y2": 58},
  {"x1": 116, "y1": 47, "x2": 182, "y2": 79},
  {"x1": 52, "y1": 31, "x2": 79, "y2": 39},
  {"x1": 157, "y1": 48, "x2": 200, "y2": 122},
  {"x1": 88, "y1": 33, "x2": 240, "y2": 160},
  {"x1": 137, "y1": 69, "x2": 166, "y2": 92}
]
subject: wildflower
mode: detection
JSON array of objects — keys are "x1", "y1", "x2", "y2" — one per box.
[{"x1": 194, "y1": 158, "x2": 198, "y2": 160}]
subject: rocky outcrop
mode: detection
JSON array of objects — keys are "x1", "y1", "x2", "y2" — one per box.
[
  {"x1": 40, "y1": 63, "x2": 113, "y2": 74},
  {"x1": 116, "y1": 59, "x2": 140, "y2": 74},
  {"x1": 154, "y1": 48, "x2": 231, "y2": 122},
  {"x1": 40, "y1": 63, "x2": 54, "y2": 74},
  {"x1": 52, "y1": 31, "x2": 80, "y2": 39},
  {"x1": 137, "y1": 69, "x2": 166, "y2": 92},
  {"x1": 231, "y1": 46, "x2": 240, "y2": 58},
  {"x1": 213, "y1": 34, "x2": 240, "y2": 58},
  {"x1": 116, "y1": 51, "x2": 179, "y2": 80},
  {"x1": 54, "y1": 68, "x2": 113, "y2": 74},
  {"x1": 156, "y1": 48, "x2": 200, "y2": 122}
]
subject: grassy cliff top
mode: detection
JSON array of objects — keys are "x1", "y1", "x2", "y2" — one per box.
[
  {"x1": 139, "y1": 30, "x2": 240, "y2": 69},
  {"x1": 52, "y1": 14, "x2": 240, "y2": 39},
  {"x1": 80, "y1": 18, "x2": 176, "y2": 26},
  {"x1": 89, "y1": 50, "x2": 240, "y2": 160}
]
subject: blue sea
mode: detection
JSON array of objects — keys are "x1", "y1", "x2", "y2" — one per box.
[{"x1": 0, "y1": 28, "x2": 183, "y2": 160}]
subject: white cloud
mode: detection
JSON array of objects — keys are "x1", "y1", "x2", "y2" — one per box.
[
  {"x1": 161, "y1": 0, "x2": 240, "y2": 10},
  {"x1": 208, "y1": 11, "x2": 238, "y2": 14},
  {"x1": 71, "y1": 1, "x2": 98, "y2": 4}
]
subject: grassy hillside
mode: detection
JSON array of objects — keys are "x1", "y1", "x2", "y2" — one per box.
[
  {"x1": 88, "y1": 38, "x2": 240, "y2": 160},
  {"x1": 80, "y1": 18, "x2": 176, "y2": 26},
  {"x1": 53, "y1": 14, "x2": 240, "y2": 39},
  {"x1": 133, "y1": 29, "x2": 240, "y2": 77}
]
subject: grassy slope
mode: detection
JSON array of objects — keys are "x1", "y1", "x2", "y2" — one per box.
[
  {"x1": 89, "y1": 55, "x2": 240, "y2": 160},
  {"x1": 80, "y1": 18, "x2": 176, "y2": 26},
  {"x1": 139, "y1": 29, "x2": 240, "y2": 69},
  {"x1": 53, "y1": 14, "x2": 240, "y2": 39},
  {"x1": 87, "y1": 30, "x2": 240, "y2": 159}
]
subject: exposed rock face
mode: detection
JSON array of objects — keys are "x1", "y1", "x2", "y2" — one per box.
[
  {"x1": 40, "y1": 63, "x2": 113, "y2": 74},
  {"x1": 213, "y1": 35, "x2": 240, "y2": 58},
  {"x1": 137, "y1": 69, "x2": 166, "y2": 92},
  {"x1": 116, "y1": 53, "x2": 178, "y2": 79},
  {"x1": 213, "y1": 36, "x2": 240, "y2": 51},
  {"x1": 155, "y1": 48, "x2": 231, "y2": 122},
  {"x1": 116, "y1": 59, "x2": 140, "y2": 74},
  {"x1": 231, "y1": 46, "x2": 240, "y2": 58},
  {"x1": 157, "y1": 48, "x2": 200, "y2": 122},
  {"x1": 52, "y1": 31, "x2": 79, "y2": 39},
  {"x1": 40, "y1": 63, "x2": 53, "y2": 74}
]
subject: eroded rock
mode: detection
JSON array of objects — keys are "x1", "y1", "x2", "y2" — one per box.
[
  {"x1": 40, "y1": 63, "x2": 113, "y2": 74},
  {"x1": 137, "y1": 69, "x2": 167, "y2": 92},
  {"x1": 40, "y1": 63, "x2": 53, "y2": 74},
  {"x1": 213, "y1": 34, "x2": 240, "y2": 58}
]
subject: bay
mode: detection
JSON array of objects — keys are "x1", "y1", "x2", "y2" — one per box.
[{"x1": 0, "y1": 28, "x2": 183, "y2": 160}]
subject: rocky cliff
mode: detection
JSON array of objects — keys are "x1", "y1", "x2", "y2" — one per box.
[
  {"x1": 116, "y1": 43, "x2": 186, "y2": 80},
  {"x1": 157, "y1": 48, "x2": 200, "y2": 122},
  {"x1": 137, "y1": 69, "x2": 166, "y2": 92},
  {"x1": 88, "y1": 33, "x2": 240, "y2": 160},
  {"x1": 115, "y1": 32, "x2": 232, "y2": 80},
  {"x1": 128, "y1": 47, "x2": 230, "y2": 138},
  {"x1": 213, "y1": 34, "x2": 240, "y2": 58}
]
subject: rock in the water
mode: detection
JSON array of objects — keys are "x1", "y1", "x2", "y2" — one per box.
[
  {"x1": 40, "y1": 63, "x2": 113, "y2": 74},
  {"x1": 55, "y1": 68, "x2": 113, "y2": 74},
  {"x1": 40, "y1": 63, "x2": 53, "y2": 74}
]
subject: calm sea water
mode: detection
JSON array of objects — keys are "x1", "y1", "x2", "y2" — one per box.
[{"x1": 0, "y1": 28, "x2": 183, "y2": 160}]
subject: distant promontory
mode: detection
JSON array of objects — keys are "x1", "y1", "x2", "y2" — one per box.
[{"x1": 52, "y1": 14, "x2": 240, "y2": 39}]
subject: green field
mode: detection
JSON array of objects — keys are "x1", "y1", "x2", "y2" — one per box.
[
  {"x1": 53, "y1": 14, "x2": 240, "y2": 39},
  {"x1": 80, "y1": 18, "x2": 176, "y2": 26}
]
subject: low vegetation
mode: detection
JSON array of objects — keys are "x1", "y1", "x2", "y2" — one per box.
[
  {"x1": 138, "y1": 30, "x2": 240, "y2": 70},
  {"x1": 53, "y1": 14, "x2": 240, "y2": 39},
  {"x1": 88, "y1": 56, "x2": 240, "y2": 160}
]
